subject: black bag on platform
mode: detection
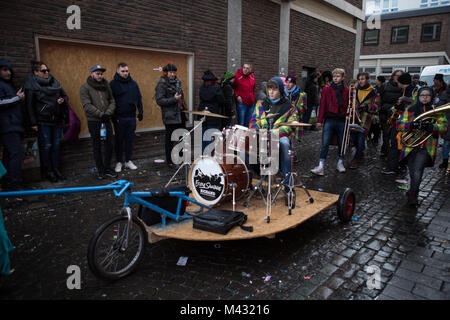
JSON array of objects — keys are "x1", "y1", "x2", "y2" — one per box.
[
  {"x1": 192, "y1": 209, "x2": 253, "y2": 235},
  {"x1": 138, "y1": 184, "x2": 190, "y2": 226}
]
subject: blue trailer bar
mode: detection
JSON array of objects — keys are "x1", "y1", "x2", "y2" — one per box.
[{"x1": 0, "y1": 180, "x2": 133, "y2": 198}]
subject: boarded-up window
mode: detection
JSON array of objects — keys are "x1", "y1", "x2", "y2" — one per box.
[{"x1": 38, "y1": 38, "x2": 193, "y2": 136}]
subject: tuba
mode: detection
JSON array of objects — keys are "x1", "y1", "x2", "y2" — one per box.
[
  {"x1": 387, "y1": 87, "x2": 406, "y2": 126},
  {"x1": 400, "y1": 102, "x2": 450, "y2": 148}
]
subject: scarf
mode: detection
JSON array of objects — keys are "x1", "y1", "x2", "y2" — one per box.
[
  {"x1": 331, "y1": 82, "x2": 344, "y2": 107},
  {"x1": 87, "y1": 76, "x2": 109, "y2": 91},
  {"x1": 357, "y1": 85, "x2": 373, "y2": 103},
  {"x1": 25, "y1": 73, "x2": 62, "y2": 97}
]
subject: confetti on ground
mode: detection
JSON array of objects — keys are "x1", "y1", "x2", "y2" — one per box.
[
  {"x1": 176, "y1": 256, "x2": 188, "y2": 266},
  {"x1": 303, "y1": 276, "x2": 311, "y2": 280}
]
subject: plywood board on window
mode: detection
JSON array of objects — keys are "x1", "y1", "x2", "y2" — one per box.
[{"x1": 39, "y1": 38, "x2": 190, "y2": 136}]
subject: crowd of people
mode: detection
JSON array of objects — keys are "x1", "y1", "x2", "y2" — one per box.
[
  {"x1": 0, "y1": 59, "x2": 449, "y2": 209},
  {"x1": 0, "y1": 57, "x2": 449, "y2": 279},
  {"x1": 156, "y1": 62, "x2": 449, "y2": 208}
]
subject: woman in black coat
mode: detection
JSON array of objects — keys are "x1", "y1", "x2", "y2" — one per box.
[
  {"x1": 198, "y1": 70, "x2": 225, "y2": 153},
  {"x1": 25, "y1": 61, "x2": 68, "y2": 182}
]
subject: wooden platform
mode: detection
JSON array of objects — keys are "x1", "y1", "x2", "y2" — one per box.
[{"x1": 145, "y1": 184, "x2": 339, "y2": 243}]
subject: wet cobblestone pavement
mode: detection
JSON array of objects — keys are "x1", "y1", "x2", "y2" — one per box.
[{"x1": 0, "y1": 130, "x2": 449, "y2": 300}]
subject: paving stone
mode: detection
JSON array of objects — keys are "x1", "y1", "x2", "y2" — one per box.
[
  {"x1": 381, "y1": 285, "x2": 420, "y2": 300},
  {"x1": 395, "y1": 268, "x2": 443, "y2": 291},
  {"x1": 399, "y1": 260, "x2": 424, "y2": 273},
  {"x1": 412, "y1": 284, "x2": 450, "y2": 300},
  {"x1": 389, "y1": 275, "x2": 415, "y2": 292}
]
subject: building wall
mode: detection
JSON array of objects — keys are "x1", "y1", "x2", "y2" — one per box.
[
  {"x1": 360, "y1": 12, "x2": 450, "y2": 55},
  {"x1": 0, "y1": 0, "x2": 228, "y2": 109},
  {"x1": 289, "y1": 10, "x2": 356, "y2": 84},
  {"x1": 0, "y1": 0, "x2": 361, "y2": 126},
  {"x1": 241, "y1": 0, "x2": 280, "y2": 88}
]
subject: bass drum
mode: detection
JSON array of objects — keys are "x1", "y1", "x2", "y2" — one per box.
[{"x1": 188, "y1": 154, "x2": 250, "y2": 207}]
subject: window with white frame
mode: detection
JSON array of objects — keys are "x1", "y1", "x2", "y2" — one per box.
[
  {"x1": 391, "y1": 26, "x2": 409, "y2": 43},
  {"x1": 421, "y1": 22, "x2": 441, "y2": 42}
]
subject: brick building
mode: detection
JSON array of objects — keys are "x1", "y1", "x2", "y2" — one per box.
[
  {"x1": 359, "y1": 5, "x2": 450, "y2": 79},
  {"x1": 1, "y1": 0, "x2": 364, "y2": 136}
]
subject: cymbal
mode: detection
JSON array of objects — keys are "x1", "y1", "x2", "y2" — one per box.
[
  {"x1": 183, "y1": 110, "x2": 229, "y2": 119},
  {"x1": 278, "y1": 121, "x2": 312, "y2": 127}
]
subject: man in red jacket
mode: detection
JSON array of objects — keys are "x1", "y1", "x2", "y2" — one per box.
[
  {"x1": 311, "y1": 68, "x2": 349, "y2": 176},
  {"x1": 233, "y1": 63, "x2": 255, "y2": 127}
]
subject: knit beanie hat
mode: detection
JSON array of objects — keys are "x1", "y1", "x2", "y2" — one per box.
[
  {"x1": 202, "y1": 70, "x2": 217, "y2": 82},
  {"x1": 397, "y1": 72, "x2": 412, "y2": 85},
  {"x1": 222, "y1": 71, "x2": 235, "y2": 85},
  {"x1": 163, "y1": 62, "x2": 177, "y2": 72},
  {"x1": 286, "y1": 72, "x2": 297, "y2": 84}
]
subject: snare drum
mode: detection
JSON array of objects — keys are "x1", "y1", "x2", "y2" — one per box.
[
  {"x1": 226, "y1": 125, "x2": 258, "y2": 157},
  {"x1": 188, "y1": 154, "x2": 250, "y2": 206}
]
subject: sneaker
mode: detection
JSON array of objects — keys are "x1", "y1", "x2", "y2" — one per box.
[
  {"x1": 381, "y1": 168, "x2": 396, "y2": 175},
  {"x1": 336, "y1": 161, "x2": 346, "y2": 173},
  {"x1": 125, "y1": 160, "x2": 137, "y2": 170},
  {"x1": 115, "y1": 162, "x2": 122, "y2": 173},
  {"x1": 311, "y1": 165, "x2": 324, "y2": 176},
  {"x1": 395, "y1": 177, "x2": 408, "y2": 184},
  {"x1": 104, "y1": 169, "x2": 118, "y2": 178},
  {"x1": 96, "y1": 172, "x2": 105, "y2": 180},
  {"x1": 350, "y1": 159, "x2": 358, "y2": 170}
]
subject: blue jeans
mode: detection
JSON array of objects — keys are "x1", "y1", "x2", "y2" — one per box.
[
  {"x1": 319, "y1": 118, "x2": 345, "y2": 161},
  {"x1": 113, "y1": 117, "x2": 136, "y2": 163},
  {"x1": 443, "y1": 139, "x2": 450, "y2": 160},
  {"x1": 38, "y1": 125, "x2": 62, "y2": 172},
  {"x1": 350, "y1": 131, "x2": 366, "y2": 160},
  {"x1": 236, "y1": 103, "x2": 253, "y2": 127}
]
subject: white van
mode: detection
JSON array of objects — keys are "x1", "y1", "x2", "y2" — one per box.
[{"x1": 420, "y1": 65, "x2": 450, "y2": 86}]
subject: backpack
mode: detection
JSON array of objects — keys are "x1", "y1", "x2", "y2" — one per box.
[{"x1": 193, "y1": 209, "x2": 253, "y2": 235}]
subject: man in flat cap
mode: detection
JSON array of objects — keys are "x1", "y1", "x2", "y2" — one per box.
[
  {"x1": 155, "y1": 62, "x2": 187, "y2": 166},
  {"x1": 80, "y1": 64, "x2": 117, "y2": 179}
]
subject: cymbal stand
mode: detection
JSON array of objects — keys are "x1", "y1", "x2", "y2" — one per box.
[
  {"x1": 166, "y1": 116, "x2": 206, "y2": 187},
  {"x1": 272, "y1": 132, "x2": 314, "y2": 215}
]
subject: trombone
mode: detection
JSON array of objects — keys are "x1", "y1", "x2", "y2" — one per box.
[
  {"x1": 400, "y1": 102, "x2": 450, "y2": 148},
  {"x1": 341, "y1": 82, "x2": 364, "y2": 156}
]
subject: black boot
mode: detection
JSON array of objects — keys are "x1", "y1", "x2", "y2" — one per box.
[
  {"x1": 54, "y1": 168, "x2": 66, "y2": 181},
  {"x1": 406, "y1": 191, "x2": 418, "y2": 207},
  {"x1": 47, "y1": 171, "x2": 58, "y2": 183},
  {"x1": 439, "y1": 159, "x2": 448, "y2": 169}
]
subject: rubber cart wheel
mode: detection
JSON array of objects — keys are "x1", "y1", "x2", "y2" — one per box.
[
  {"x1": 88, "y1": 215, "x2": 147, "y2": 280},
  {"x1": 336, "y1": 188, "x2": 355, "y2": 223}
]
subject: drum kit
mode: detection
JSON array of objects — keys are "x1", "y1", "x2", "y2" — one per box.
[{"x1": 165, "y1": 109, "x2": 314, "y2": 223}]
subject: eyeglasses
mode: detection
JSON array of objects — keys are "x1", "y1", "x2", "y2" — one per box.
[
  {"x1": 419, "y1": 94, "x2": 431, "y2": 97},
  {"x1": 40, "y1": 69, "x2": 50, "y2": 73}
]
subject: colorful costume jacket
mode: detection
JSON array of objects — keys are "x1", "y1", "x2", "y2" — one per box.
[
  {"x1": 250, "y1": 98, "x2": 303, "y2": 141},
  {"x1": 355, "y1": 86, "x2": 380, "y2": 135},
  {"x1": 396, "y1": 104, "x2": 448, "y2": 163}
]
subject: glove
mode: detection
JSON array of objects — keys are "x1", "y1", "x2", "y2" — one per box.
[
  {"x1": 138, "y1": 114, "x2": 143, "y2": 121},
  {"x1": 410, "y1": 121, "x2": 422, "y2": 130},
  {"x1": 423, "y1": 122, "x2": 434, "y2": 133},
  {"x1": 101, "y1": 114, "x2": 110, "y2": 123}
]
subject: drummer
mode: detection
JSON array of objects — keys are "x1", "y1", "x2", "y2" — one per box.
[{"x1": 249, "y1": 76, "x2": 302, "y2": 184}]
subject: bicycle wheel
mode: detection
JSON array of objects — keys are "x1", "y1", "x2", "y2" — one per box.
[{"x1": 88, "y1": 215, "x2": 147, "y2": 280}]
